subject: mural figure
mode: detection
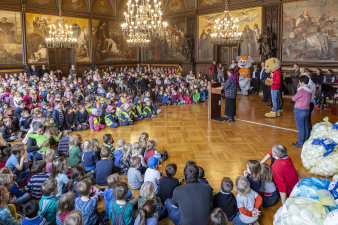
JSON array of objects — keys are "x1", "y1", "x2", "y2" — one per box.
[
  {"x1": 198, "y1": 7, "x2": 262, "y2": 61},
  {"x1": 0, "y1": 11, "x2": 22, "y2": 65},
  {"x1": 26, "y1": 13, "x2": 89, "y2": 63},
  {"x1": 145, "y1": 18, "x2": 186, "y2": 61},
  {"x1": 258, "y1": 28, "x2": 275, "y2": 60},
  {"x1": 92, "y1": 20, "x2": 136, "y2": 62},
  {"x1": 282, "y1": 0, "x2": 338, "y2": 62}
]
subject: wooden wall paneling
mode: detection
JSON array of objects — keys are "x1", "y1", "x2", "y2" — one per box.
[
  {"x1": 196, "y1": 63, "x2": 212, "y2": 79},
  {"x1": 88, "y1": 17, "x2": 93, "y2": 64},
  {"x1": 21, "y1": 11, "x2": 27, "y2": 65},
  {"x1": 263, "y1": 4, "x2": 280, "y2": 59},
  {"x1": 182, "y1": 63, "x2": 193, "y2": 75}
]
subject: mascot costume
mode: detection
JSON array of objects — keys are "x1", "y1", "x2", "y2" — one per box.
[
  {"x1": 264, "y1": 57, "x2": 282, "y2": 118},
  {"x1": 236, "y1": 56, "x2": 253, "y2": 95}
]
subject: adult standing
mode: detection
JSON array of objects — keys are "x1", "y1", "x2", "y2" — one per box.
[
  {"x1": 165, "y1": 163, "x2": 212, "y2": 225},
  {"x1": 291, "y1": 64, "x2": 300, "y2": 96},
  {"x1": 260, "y1": 62, "x2": 271, "y2": 103},
  {"x1": 312, "y1": 68, "x2": 323, "y2": 106},
  {"x1": 39, "y1": 65, "x2": 49, "y2": 77},
  {"x1": 223, "y1": 69, "x2": 237, "y2": 122},
  {"x1": 251, "y1": 64, "x2": 260, "y2": 95},
  {"x1": 209, "y1": 60, "x2": 218, "y2": 82},
  {"x1": 229, "y1": 59, "x2": 236, "y2": 69},
  {"x1": 69, "y1": 64, "x2": 77, "y2": 77},
  {"x1": 127, "y1": 73, "x2": 137, "y2": 95},
  {"x1": 217, "y1": 63, "x2": 225, "y2": 82},
  {"x1": 28, "y1": 65, "x2": 39, "y2": 77},
  {"x1": 291, "y1": 76, "x2": 312, "y2": 148}
]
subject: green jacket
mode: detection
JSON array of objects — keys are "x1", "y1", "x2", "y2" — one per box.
[
  {"x1": 27, "y1": 133, "x2": 50, "y2": 152},
  {"x1": 39, "y1": 195, "x2": 57, "y2": 225},
  {"x1": 193, "y1": 93, "x2": 201, "y2": 101}
]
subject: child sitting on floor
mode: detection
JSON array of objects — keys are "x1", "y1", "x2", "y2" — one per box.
[
  {"x1": 75, "y1": 179, "x2": 98, "y2": 225},
  {"x1": 243, "y1": 160, "x2": 262, "y2": 194},
  {"x1": 109, "y1": 182, "x2": 134, "y2": 225},
  {"x1": 104, "y1": 174, "x2": 133, "y2": 215},
  {"x1": 233, "y1": 176, "x2": 262, "y2": 225},
  {"x1": 127, "y1": 156, "x2": 144, "y2": 190},
  {"x1": 22, "y1": 200, "x2": 47, "y2": 225},
  {"x1": 259, "y1": 163, "x2": 279, "y2": 207},
  {"x1": 213, "y1": 177, "x2": 238, "y2": 221},
  {"x1": 96, "y1": 147, "x2": 119, "y2": 186},
  {"x1": 67, "y1": 135, "x2": 82, "y2": 168},
  {"x1": 102, "y1": 134, "x2": 115, "y2": 157},
  {"x1": 39, "y1": 179, "x2": 58, "y2": 225},
  {"x1": 158, "y1": 163, "x2": 179, "y2": 204},
  {"x1": 56, "y1": 192, "x2": 75, "y2": 224}
]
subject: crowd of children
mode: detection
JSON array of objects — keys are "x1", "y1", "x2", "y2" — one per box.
[
  {"x1": 0, "y1": 125, "x2": 298, "y2": 225},
  {"x1": 0, "y1": 66, "x2": 209, "y2": 140},
  {"x1": 0, "y1": 66, "x2": 302, "y2": 225}
]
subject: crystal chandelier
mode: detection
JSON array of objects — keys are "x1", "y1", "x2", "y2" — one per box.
[
  {"x1": 210, "y1": 0, "x2": 242, "y2": 45},
  {"x1": 121, "y1": 0, "x2": 168, "y2": 47},
  {"x1": 45, "y1": 0, "x2": 77, "y2": 48}
]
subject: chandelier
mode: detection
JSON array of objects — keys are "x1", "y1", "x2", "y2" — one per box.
[
  {"x1": 45, "y1": 0, "x2": 77, "y2": 48},
  {"x1": 210, "y1": 0, "x2": 242, "y2": 45},
  {"x1": 121, "y1": 0, "x2": 168, "y2": 47}
]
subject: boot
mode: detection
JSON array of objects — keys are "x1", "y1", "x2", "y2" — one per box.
[
  {"x1": 265, "y1": 111, "x2": 277, "y2": 118},
  {"x1": 277, "y1": 110, "x2": 281, "y2": 117}
]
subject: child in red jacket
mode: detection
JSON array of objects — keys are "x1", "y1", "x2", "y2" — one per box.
[{"x1": 271, "y1": 144, "x2": 299, "y2": 204}]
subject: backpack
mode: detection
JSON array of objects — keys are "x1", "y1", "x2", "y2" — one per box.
[{"x1": 111, "y1": 203, "x2": 127, "y2": 225}]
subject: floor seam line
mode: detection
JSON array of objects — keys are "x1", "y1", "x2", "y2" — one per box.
[{"x1": 236, "y1": 119, "x2": 298, "y2": 132}]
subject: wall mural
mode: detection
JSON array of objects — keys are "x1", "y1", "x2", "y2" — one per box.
[
  {"x1": 26, "y1": 0, "x2": 57, "y2": 8},
  {"x1": 92, "y1": 20, "x2": 137, "y2": 62},
  {"x1": 25, "y1": 13, "x2": 90, "y2": 64},
  {"x1": 165, "y1": 0, "x2": 185, "y2": 14},
  {"x1": 144, "y1": 17, "x2": 186, "y2": 61},
  {"x1": 282, "y1": 0, "x2": 338, "y2": 62},
  {"x1": 92, "y1": 0, "x2": 114, "y2": 16},
  {"x1": 198, "y1": 7, "x2": 262, "y2": 61},
  {"x1": 200, "y1": 0, "x2": 223, "y2": 8},
  {"x1": 0, "y1": 10, "x2": 23, "y2": 65},
  {"x1": 63, "y1": 0, "x2": 88, "y2": 13}
]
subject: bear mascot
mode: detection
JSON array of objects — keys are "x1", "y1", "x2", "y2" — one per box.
[
  {"x1": 264, "y1": 57, "x2": 282, "y2": 118},
  {"x1": 236, "y1": 56, "x2": 253, "y2": 95}
]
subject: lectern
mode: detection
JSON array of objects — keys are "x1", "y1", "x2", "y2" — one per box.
[{"x1": 208, "y1": 83, "x2": 222, "y2": 120}]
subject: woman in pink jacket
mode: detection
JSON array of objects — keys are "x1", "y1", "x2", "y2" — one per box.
[{"x1": 291, "y1": 76, "x2": 312, "y2": 148}]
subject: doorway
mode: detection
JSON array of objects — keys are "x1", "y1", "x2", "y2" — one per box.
[
  {"x1": 215, "y1": 44, "x2": 239, "y2": 68},
  {"x1": 48, "y1": 48, "x2": 72, "y2": 75}
]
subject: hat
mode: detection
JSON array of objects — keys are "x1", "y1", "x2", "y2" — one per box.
[{"x1": 147, "y1": 156, "x2": 159, "y2": 169}]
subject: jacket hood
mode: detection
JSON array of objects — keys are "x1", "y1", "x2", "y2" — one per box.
[{"x1": 298, "y1": 85, "x2": 312, "y2": 93}]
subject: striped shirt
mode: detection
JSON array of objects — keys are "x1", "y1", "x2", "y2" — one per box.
[{"x1": 25, "y1": 173, "x2": 50, "y2": 199}]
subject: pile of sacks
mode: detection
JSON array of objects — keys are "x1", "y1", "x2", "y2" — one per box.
[
  {"x1": 274, "y1": 177, "x2": 338, "y2": 225},
  {"x1": 301, "y1": 117, "x2": 338, "y2": 176}
]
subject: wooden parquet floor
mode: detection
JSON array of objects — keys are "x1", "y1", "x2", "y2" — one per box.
[{"x1": 74, "y1": 94, "x2": 337, "y2": 225}]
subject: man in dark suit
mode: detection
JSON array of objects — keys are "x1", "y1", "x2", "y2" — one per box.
[
  {"x1": 291, "y1": 64, "x2": 300, "y2": 95},
  {"x1": 260, "y1": 62, "x2": 271, "y2": 103}
]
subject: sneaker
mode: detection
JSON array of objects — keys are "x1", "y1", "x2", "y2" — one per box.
[
  {"x1": 156, "y1": 109, "x2": 161, "y2": 114},
  {"x1": 161, "y1": 151, "x2": 168, "y2": 162},
  {"x1": 292, "y1": 143, "x2": 303, "y2": 148}
]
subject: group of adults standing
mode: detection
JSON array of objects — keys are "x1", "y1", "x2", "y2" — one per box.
[{"x1": 210, "y1": 59, "x2": 337, "y2": 149}]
